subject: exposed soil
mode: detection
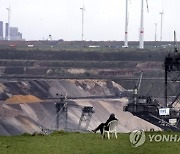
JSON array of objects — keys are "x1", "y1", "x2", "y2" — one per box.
[
  {"x1": 0, "y1": 47, "x2": 170, "y2": 135},
  {"x1": 0, "y1": 79, "x2": 161, "y2": 136},
  {"x1": 5, "y1": 95, "x2": 42, "y2": 104}
]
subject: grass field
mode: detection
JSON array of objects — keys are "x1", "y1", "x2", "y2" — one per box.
[{"x1": 0, "y1": 131, "x2": 180, "y2": 154}]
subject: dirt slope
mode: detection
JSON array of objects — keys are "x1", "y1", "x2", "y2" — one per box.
[{"x1": 0, "y1": 79, "x2": 161, "y2": 135}]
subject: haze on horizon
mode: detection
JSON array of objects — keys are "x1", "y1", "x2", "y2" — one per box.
[{"x1": 0, "y1": 0, "x2": 179, "y2": 41}]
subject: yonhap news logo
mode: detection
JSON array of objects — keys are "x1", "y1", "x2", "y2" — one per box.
[
  {"x1": 129, "y1": 130, "x2": 146, "y2": 147},
  {"x1": 129, "y1": 130, "x2": 180, "y2": 147}
]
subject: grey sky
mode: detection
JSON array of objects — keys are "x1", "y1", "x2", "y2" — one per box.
[{"x1": 0, "y1": 0, "x2": 179, "y2": 41}]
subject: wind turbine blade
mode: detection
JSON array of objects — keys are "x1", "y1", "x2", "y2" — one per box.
[
  {"x1": 146, "y1": 0, "x2": 149, "y2": 12},
  {"x1": 84, "y1": 6, "x2": 87, "y2": 14},
  {"x1": 83, "y1": 4, "x2": 87, "y2": 14}
]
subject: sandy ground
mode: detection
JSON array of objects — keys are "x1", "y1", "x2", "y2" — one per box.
[
  {"x1": 0, "y1": 98, "x2": 161, "y2": 135},
  {"x1": 0, "y1": 79, "x2": 161, "y2": 135}
]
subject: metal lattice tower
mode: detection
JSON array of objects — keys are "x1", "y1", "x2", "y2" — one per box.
[
  {"x1": 55, "y1": 95, "x2": 68, "y2": 131},
  {"x1": 164, "y1": 31, "x2": 180, "y2": 107},
  {"x1": 78, "y1": 106, "x2": 95, "y2": 131},
  {"x1": 164, "y1": 53, "x2": 180, "y2": 107}
]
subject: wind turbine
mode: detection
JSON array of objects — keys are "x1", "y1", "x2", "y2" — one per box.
[
  {"x1": 123, "y1": 0, "x2": 129, "y2": 48},
  {"x1": 80, "y1": 5, "x2": 85, "y2": 41},
  {"x1": 154, "y1": 23, "x2": 157, "y2": 47},
  {"x1": 159, "y1": 11, "x2": 164, "y2": 41},
  {"x1": 139, "y1": 0, "x2": 149, "y2": 49},
  {"x1": 159, "y1": 0, "x2": 164, "y2": 41}
]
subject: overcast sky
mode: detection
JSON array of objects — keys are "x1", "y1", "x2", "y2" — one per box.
[{"x1": 0, "y1": 0, "x2": 179, "y2": 41}]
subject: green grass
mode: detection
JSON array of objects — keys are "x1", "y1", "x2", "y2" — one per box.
[{"x1": 0, "y1": 131, "x2": 180, "y2": 154}]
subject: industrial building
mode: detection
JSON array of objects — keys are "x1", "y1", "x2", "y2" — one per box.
[
  {"x1": 9, "y1": 27, "x2": 22, "y2": 40},
  {"x1": 5, "y1": 23, "x2": 23, "y2": 41},
  {"x1": 0, "y1": 21, "x2": 23, "y2": 41},
  {"x1": 5, "y1": 22, "x2": 8, "y2": 40}
]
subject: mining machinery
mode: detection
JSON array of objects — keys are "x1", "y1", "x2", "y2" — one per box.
[
  {"x1": 54, "y1": 94, "x2": 95, "y2": 132},
  {"x1": 124, "y1": 32, "x2": 180, "y2": 131},
  {"x1": 123, "y1": 71, "x2": 159, "y2": 115}
]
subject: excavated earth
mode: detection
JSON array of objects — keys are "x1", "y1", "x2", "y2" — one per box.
[
  {"x1": 0, "y1": 47, "x2": 170, "y2": 135},
  {"x1": 0, "y1": 79, "x2": 161, "y2": 136}
]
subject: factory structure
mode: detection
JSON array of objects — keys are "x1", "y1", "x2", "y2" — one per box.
[{"x1": 0, "y1": 21, "x2": 23, "y2": 41}]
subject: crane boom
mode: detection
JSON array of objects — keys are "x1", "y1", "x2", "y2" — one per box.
[{"x1": 135, "y1": 71, "x2": 143, "y2": 94}]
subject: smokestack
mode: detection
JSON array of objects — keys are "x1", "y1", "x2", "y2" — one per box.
[
  {"x1": 0, "y1": 21, "x2": 3, "y2": 40},
  {"x1": 5, "y1": 23, "x2": 9, "y2": 40},
  {"x1": 7, "y1": 6, "x2": 11, "y2": 41}
]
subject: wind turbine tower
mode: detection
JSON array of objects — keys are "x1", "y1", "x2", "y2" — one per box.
[
  {"x1": 139, "y1": 0, "x2": 149, "y2": 49},
  {"x1": 80, "y1": 5, "x2": 85, "y2": 41},
  {"x1": 124, "y1": 0, "x2": 129, "y2": 48},
  {"x1": 7, "y1": 5, "x2": 11, "y2": 41},
  {"x1": 159, "y1": 11, "x2": 163, "y2": 41},
  {"x1": 154, "y1": 23, "x2": 157, "y2": 47}
]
